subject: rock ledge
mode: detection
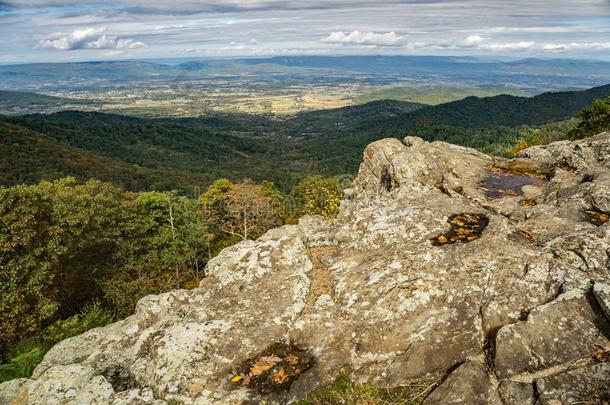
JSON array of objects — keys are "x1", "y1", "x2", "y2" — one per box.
[{"x1": 2, "y1": 133, "x2": 610, "y2": 404}]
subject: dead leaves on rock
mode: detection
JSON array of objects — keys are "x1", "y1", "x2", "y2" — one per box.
[
  {"x1": 518, "y1": 230, "x2": 536, "y2": 244},
  {"x1": 520, "y1": 198, "x2": 537, "y2": 208},
  {"x1": 433, "y1": 213, "x2": 489, "y2": 246},
  {"x1": 591, "y1": 346, "x2": 610, "y2": 363},
  {"x1": 585, "y1": 209, "x2": 609, "y2": 226},
  {"x1": 230, "y1": 342, "x2": 314, "y2": 394}
]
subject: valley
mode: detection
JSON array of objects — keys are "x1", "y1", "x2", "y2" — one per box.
[
  {"x1": 2, "y1": 84, "x2": 608, "y2": 193},
  {"x1": 3, "y1": 56, "x2": 610, "y2": 117}
]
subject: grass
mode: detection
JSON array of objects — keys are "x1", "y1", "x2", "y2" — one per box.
[{"x1": 296, "y1": 369, "x2": 437, "y2": 405}]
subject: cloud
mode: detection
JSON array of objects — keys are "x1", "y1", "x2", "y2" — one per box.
[
  {"x1": 321, "y1": 30, "x2": 404, "y2": 46},
  {"x1": 542, "y1": 42, "x2": 610, "y2": 51},
  {"x1": 38, "y1": 27, "x2": 145, "y2": 50},
  {"x1": 3, "y1": 0, "x2": 610, "y2": 62},
  {"x1": 0, "y1": 0, "x2": 436, "y2": 14},
  {"x1": 487, "y1": 41, "x2": 536, "y2": 51},
  {"x1": 483, "y1": 41, "x2": 610, "y2": 52},
  {"x1": 463, "y1": 34, "x2": 484, "y2": 47}
]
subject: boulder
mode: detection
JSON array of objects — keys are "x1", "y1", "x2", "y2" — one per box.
[
  {"x1": 423, "y1": 362, "x2": 502, "y2": 404},
  {"x1": 495, "y1": 288, "x2": 609, "y2": 380},
  {"x1": 2, "y1": 133, "x2": 610, "y2": 404},
  {"x1": 536, "y1": 363, "x2": 610, "y2": 404}
]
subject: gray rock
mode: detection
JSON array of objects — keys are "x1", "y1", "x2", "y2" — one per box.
[
  {"x1": 497, "y1": 380, "x2": 535, "y2": 405},
  {"x1": 536, "y1": 363, "x2": 610, "y2": 404},
  {"x1": 0, "y1": 378, "x2": 30, "y2": 405},
  {"x1": 495, "y1": 288, "x2": 609, "y2": 380},
  {"x1": 2, "y1": 133, "x2": 610, "y2": 404},
  {"x1": 594, "y1": 283, "x2": 610, "y2": 320},
  {"x1": 423, "y1": 362, "x2": 502, "y2": 405}
]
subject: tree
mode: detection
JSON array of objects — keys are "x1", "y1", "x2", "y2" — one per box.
[
  {"x1": 0, "y1": 178, "x2": 132, "y2": 354},
  {"x1": 0, "y1": 178, "x2": 211, "y2": 356},
  {"x1": 102, "y1": 191, "x2": 210, "y2": 315},
  {"x1": 570, "y1": 97, "x2": 610, "y2": 140},
  {"x1": 291, "y1": 176, "x2": 344, "y2": 219},
  {"x1": 200, "y1": 179, "x2": 282, "y2": 243}
]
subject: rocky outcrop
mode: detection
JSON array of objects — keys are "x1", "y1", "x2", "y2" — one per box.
[{"x1": 2, "y1": 133, "x2": 609, "y2": 404}]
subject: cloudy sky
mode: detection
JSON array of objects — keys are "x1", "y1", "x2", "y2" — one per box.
[{"x1": 1, "y1": 0, "x2": 610, "y2": 63}]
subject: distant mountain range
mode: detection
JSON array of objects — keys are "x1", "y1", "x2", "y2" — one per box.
[
  {"x1": 1, "y1": 83, "x2": 609, "y2": 192},
  {"x1": 1, "y1": 56, "x2": 610, "y2": 92}
]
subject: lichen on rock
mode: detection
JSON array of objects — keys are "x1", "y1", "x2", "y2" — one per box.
[{"x1": 1, "y1": 132, "x2": 610, "y2": 404}]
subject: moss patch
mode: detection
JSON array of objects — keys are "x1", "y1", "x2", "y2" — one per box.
[
  {"x1": 296, "y1": 369, "x2": 436, "y2": 405},
  {"x1": 306, "y1": 246, "x2": 338, "y2": 306}
]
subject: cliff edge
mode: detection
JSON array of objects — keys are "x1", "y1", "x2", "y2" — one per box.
[{"x1": 2, "y1": 133, "x2": 610, "y2": 404}]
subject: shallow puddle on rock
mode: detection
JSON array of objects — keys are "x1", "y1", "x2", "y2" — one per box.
[
  {"x1": 585, "y1": 209, "x2": 609, "y2": 226},
  {"x1": 230, "y1": 342, "x2": 314, "y2": 394},
  {"x1": 481, "y1": 167, "x2": 545, "y2": 199},
  {"x1": 433, "y1": 213, "x2": 489, "y2": 246}
]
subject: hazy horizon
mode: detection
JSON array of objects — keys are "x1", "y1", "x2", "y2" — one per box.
[{"x1": 4, "y1": 53, "x2": 610, "y2": 67}]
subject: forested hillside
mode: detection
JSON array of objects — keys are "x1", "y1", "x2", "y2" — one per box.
[
  {"x1": 1, "y1": 85, "x2": 610, "y2": 384},
  {"x1": 2, "y1": 84, "x2": 610, "y2": 192}
]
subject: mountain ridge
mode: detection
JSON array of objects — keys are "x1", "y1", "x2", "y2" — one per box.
[{"x1": 1, "y1": 84, "x2": 609, "y2": 192}]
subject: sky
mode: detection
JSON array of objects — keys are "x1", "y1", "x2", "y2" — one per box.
[{"x1": 1, "y1": 0, "x2": 610, "y2": 63}]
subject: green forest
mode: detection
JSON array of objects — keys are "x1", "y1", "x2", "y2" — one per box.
[
  {"x1": 0, "y1": 88, "x2": 609, "y2": 382},
  {"x1": 2, "y1": 84, "x2": 609, "y2": 193}
]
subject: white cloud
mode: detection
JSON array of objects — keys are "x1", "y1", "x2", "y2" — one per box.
[
  {"x1": 38, "y1": 27, "x2": 145, "y2": 50},
  {"x1": 483, "y1": 41, "x2": 610, "y2": 53},
  {"x1": 321, "y1": 30, "x2": 404, "y2": 46},
  {"x1": 116, "y1": 39, "x2": 146, "y2": 49},
  {"x1": 540, "y1": 42, "x2": 610, "y2": 52},
  {"x1": 463, "y1": 34, "x2": 484, "y2": 47},
  {"x1": 38, "y1": 27, "x2": 106, "y2": 50},
  {"x1": 487, "y1": 41, "x2": 536, "y2": 51}
]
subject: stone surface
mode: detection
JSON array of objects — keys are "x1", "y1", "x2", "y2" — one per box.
[
  {"x1": 536, "y1": 363, "x2": 610, "y2": 404},
  {"x1": 495, "y1": 288, "x2": 609, "y2": 379},
  {"x1": 1, "y1": 133, "x2": 610, "y2": 404},
  {"x1": 594, "y1": 282, "x2": 610, "y2": 320},
  {"x1": 497, "y1": 380, "x2": 535, "y2": 405},
  {"x1": 423, "y1": 362, "x2": 502, "y2": 404}
]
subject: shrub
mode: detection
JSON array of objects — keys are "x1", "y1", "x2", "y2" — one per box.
[
  {"x1": 0, "y1": 346, "x2": 46, "y2": 382},
  {"x1": 291, "y1": 176, "x2": 344, "y2": 219},
  {"x1": 43, "y1": 302, "x2": 114, "y2": 344},
  {"x1": 569, "y1": 97, "x2": 610, "y2": 139}
]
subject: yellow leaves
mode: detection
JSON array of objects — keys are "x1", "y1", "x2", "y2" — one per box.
[
  {"x1": 591, "y1": 347, "x2": 610, "y2": 363},
  {"x1": 272, "y1": 367, "x2": 287, "y2": 383},
  {"x1": 250, "y1": 356, "x2": 282, "y2": 376},
  {"x1": 585, "y1": 209, "x2": 609, "y2": 226},
  {"x1": 433, "y1": 213, "x2": 489, "y2": 246},
  {"x1": 291, "y1": 175, "x2": 344, "y2": 219},
  {"x1": 285, "y1": 354, "x2": 300, "y2": 365},
  {"x1": 228, "y1": 342, "x2": 314, "y2": 393},
  {"x1": 520, "y1": 198, "x2": 537, "y2": 208}
]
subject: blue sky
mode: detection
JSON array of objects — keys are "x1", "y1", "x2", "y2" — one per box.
[{"x1": 1, "y1": 0, "x2": 610, "y2": 63}]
